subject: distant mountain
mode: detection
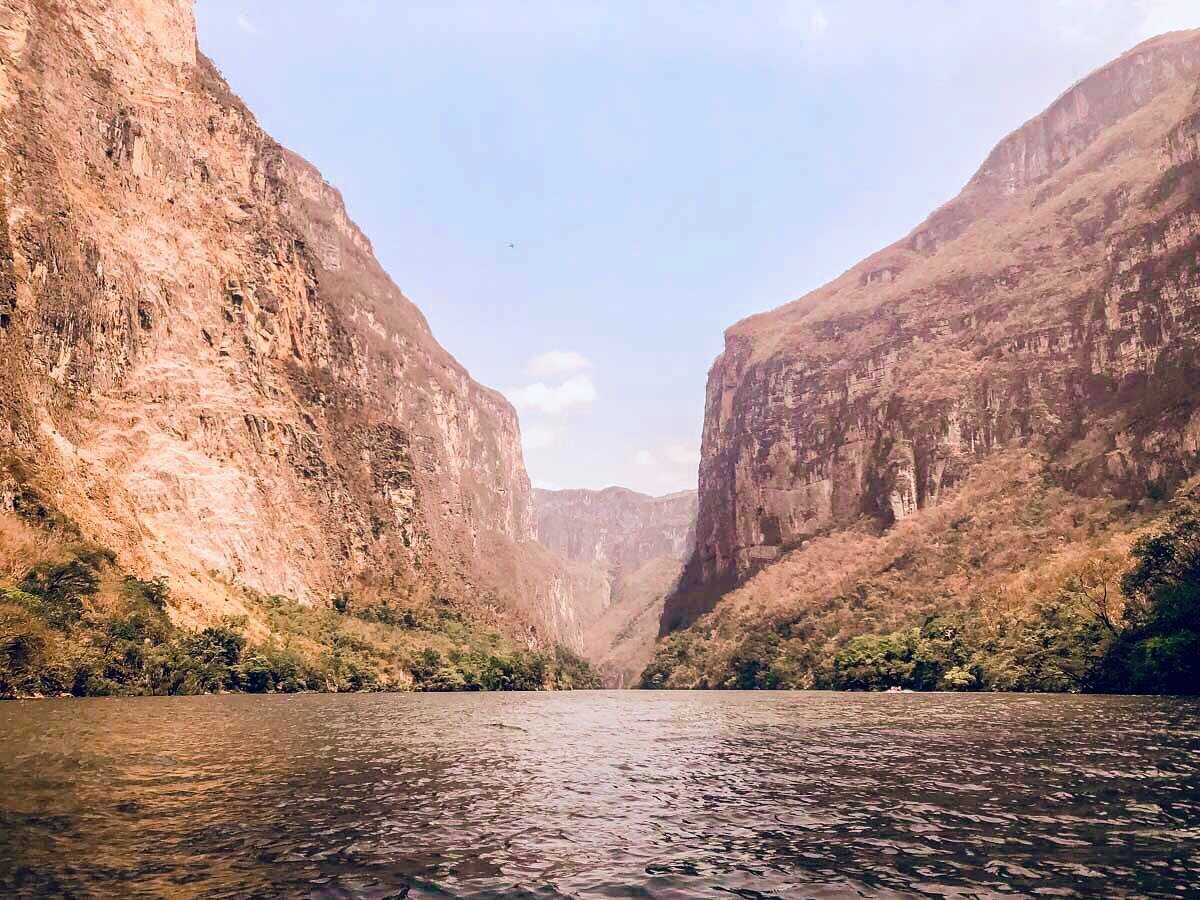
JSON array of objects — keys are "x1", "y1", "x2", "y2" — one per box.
[{"x1": 535, "y1": 487, "x2": 697, "y2": 686}]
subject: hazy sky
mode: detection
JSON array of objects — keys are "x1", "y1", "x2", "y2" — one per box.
[{"x1": 195, "y1": 1, "x2": 1196, "y2": 495}]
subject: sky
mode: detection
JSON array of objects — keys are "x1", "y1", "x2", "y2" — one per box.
[{"x1": 194, "y1": 1, "x2": 1198, "y2": 495}]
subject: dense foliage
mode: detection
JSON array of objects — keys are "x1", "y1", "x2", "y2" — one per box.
[
  {"x1": 1091, "y1": 500, "x2": 1200, "y2": 694},
  {"x1": 642, "y1": 492, "x2": 1200, "y2": 695},
  {"x1": 0, "y1": 543, "x2": 599, "y2": 698}
]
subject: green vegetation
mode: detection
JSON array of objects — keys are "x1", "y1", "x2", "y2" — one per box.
[
  {"x1": 1091, "y1": 499, "x2": 1200, "y2": 694},
  {"x1": 0, "y1": 539, "x2": 600, "y2": 699},
  {"x1": 642, "y1": 475, "x2": 1200, "y2": 696}
]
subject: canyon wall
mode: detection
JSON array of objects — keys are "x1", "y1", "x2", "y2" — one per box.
[
  {"x1": 664, "y1": 30, "x2": 1200, "y2": 633},
  {"x1": 535, "y1": 487, "x2": 696, "y2": 576},
  {"x1": 0, "y1": 0, "x2": 591, "y2": 649},
  {"x1": 535, "y1": 487, "x2": 696, "y2": 684}
]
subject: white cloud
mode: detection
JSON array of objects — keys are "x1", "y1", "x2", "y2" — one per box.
[
  {"x1": 811, "y1": 7, "x2": 830, "y2": 35},
  {"x1": 630, "y1": 440, "x2": 700, "y2": 492},
  {"x1": 525, "y1": 350, "x2": 592, "y2": 379},
  {"x1": 633, "y1": 449, "x2": 656, "y2": 467},
  {"x1": 664, "y1": 443, "x2": 701, "y2": 467},
  {"x1": 506, "y1": 374, "x2": 596, "y2": 416},
  {"x1": 522, "y1": 424, "x2": 559, "y2": 451},
  {"x1": 236, "y1": 14, "x2": 259, "y2": 35}
]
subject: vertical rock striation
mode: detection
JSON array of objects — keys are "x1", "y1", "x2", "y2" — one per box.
[
  {"x1": 535, "y1": 487, "x2": 697, "y2": 576},
  {"x1": 0, "y1": 0, "x2": 586, "y2": 647},
  {"x1": 666, "y1": 30, "x2": 1200, "y2": 633}
]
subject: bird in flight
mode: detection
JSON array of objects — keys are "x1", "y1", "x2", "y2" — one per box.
[{"x1": 507, "y1": 242, "x2": 516, "y2": 249}]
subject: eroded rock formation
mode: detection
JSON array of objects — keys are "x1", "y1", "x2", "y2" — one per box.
[
  {"x1": 0, "y1": 0, "x2": 590, "y2": 648},
  {"x1": 535, "y1": 487, "x2": 697, "y2": 684},
  {"x1": 665, "y1": 30, "x2": 1200, "y2": 633}
]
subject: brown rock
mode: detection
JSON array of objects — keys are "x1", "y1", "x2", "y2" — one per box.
[
  {"x1": 535, "y1": 487, "x2": 697, "y2": 685},
  {"x1": 0, "y1": 0, "x2": 586, "y2": 648},
  {"x1": 666, "y1": 30, "x2": 1200, "y2": 633}
]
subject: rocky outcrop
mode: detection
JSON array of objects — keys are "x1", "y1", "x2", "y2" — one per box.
[
  {"x1": 0, "y1": 0, "x2": 588, "y2": 648},
  {"x1": 535, "y1": 487, "x2": 697, "y2": 684},
  {"x1": 665, "y1": 30, "x2": 1200, "y2": 633}
]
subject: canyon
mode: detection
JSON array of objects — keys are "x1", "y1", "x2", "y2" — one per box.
[
  {"x1": 534, "y1": 487, "x2": 696, "y2": 685},
  {"x1": 1, "y1": 1, "x2": 1196, "y2": 696}
]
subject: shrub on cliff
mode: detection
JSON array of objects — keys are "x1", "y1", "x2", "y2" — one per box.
[
  {"x1": 238, "y1": 647, "x2": 322, "y2": 693},
  {"x1": 725, "y1": 634, "x2": 783, "y2": 689},
  {"x1": 411, "y1": 650, "x2": 469, "y2": 692},
  {"x1": 121, "y1": 575, "x2": 171, "y2": 609},
  {"x1": 983, "y1": 598, "x2": 1111, "y2": 692},
  {"x1": 354, "y1": 603, "x2": 420, "y2": 629},
  {"x1": 319, "y1": 635, "x2": 381, "y2": 692},
  {"x1": 18, "y1": 558, "x2": 101, "y2": 629},
  {"x1": 828, "y1": 629, "x2": 918, "y2": 691},
  {"x1": 147, "y1": 625, "x2": 248, "y2": 695},
  {"x1": 551, "y1": 647, "x2": 602, "y2": 690},
  {"x1": 0, "y1": 600, "x2": 54, "y2": 696}
]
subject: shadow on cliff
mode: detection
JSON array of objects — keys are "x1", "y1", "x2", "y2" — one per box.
[{"x1": 657, "y1": 556, "x2": 740, "y2": 638}]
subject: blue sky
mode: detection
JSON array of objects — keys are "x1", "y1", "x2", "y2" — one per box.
[{"x1": 195, "y1": 1, "x2": 1196, "y2": 495}]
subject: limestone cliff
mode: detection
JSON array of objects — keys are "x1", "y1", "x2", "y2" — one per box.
[
  {"x1": 535, "y1": 487, "x2": 696, "y2": 685},
  {"x1": 0, "y1": 0, "x2": 588, "y2": 649},
  {"x1": 535, "y1": 487, "x2": 696, "y2": 575},
  {"x1": 665, "y1": 30, "x2": 1200, "y2": 633}
]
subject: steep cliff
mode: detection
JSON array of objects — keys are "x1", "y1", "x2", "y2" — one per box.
[
  {"x1": 0, "y1": 0, "x2": 591, "y2": 653},
  {"x1": 662, "y1": 32, "x2": 1200, "y2": 640},
  {"x1": 535, "y1": 487, "x2": 696, "y2": 575},
  {"x1": 535, "y1": 487, "x2": 696, "y2": 685}
]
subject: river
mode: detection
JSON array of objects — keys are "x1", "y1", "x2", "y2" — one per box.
[{"x1": 1, "y1": 691, "x2": 1197, "y2": 897}]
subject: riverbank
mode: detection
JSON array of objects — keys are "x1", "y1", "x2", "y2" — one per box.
[{"x1": 0, "y1": 544, "x2": 599, "y2": 698}]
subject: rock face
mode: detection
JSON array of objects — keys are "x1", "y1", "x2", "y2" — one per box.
[
  {"x1": 665, "y1": 30, "x2": 1200, "y2": 633},
  {"x1": 535, "y1": 487, "x2": 696, "y2": 684},
  {"x1": 0, "y1": 0, "x2": 589, "y2": 648},
  {"x1": 535, "y1": 488, "x2": 696, "y2": 575}
]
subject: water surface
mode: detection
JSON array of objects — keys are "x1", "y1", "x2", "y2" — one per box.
[{"x1": 1, "y1": 692, "x2": 1198, "y2": 898}]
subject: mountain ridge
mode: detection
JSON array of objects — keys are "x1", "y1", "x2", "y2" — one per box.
[{"x1": 656, "y1": 29, "x2": 1200, "y2": 672}]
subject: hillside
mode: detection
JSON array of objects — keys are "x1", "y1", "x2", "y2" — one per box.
[{"x1": 650, "y1": 31, "x2": 1200, "y2": 689}]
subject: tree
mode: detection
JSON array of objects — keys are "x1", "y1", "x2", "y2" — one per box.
[
  {"x1": 1096, "y1": 499, "x2": 1200, "y2": 694},
  {"x1": 19, "y1": 559, "x2": 100, "y2": 628},
  {"x1": 1059, "y1": 555, "x2": 1125, "y2": 637},
  {"x1": 727, "y1": 634, "x2": 782, "y2": 689},
  {"x1": 0, "y1": 602, "x2": 53, "y2": 696},
  {"x1": 830, "y1": 629, "x2": 918, "y2": 690}
]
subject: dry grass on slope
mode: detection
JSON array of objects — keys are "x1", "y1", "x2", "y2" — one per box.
[
  {"x1": 647, "y1": 450, "x2": 1157, "y2": 689},
  {"x1": 0, "y1": 517, "x2": 52, "y2": 584}
]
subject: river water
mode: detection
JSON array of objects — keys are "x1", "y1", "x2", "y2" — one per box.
[{"x1": 1, "y1": 692, "x2": 1197, "y2": 898}]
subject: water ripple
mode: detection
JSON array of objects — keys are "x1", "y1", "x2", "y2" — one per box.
[{"x1": 1, "y1": 692, "x2": 1198, "y2": 897}]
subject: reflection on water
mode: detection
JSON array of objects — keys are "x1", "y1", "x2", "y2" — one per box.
[{"x1": 1, "y1": 691, "x2": 1198, "y2": 897}]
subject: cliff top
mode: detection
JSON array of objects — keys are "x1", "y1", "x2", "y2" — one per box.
[
  {"x1": 535, "y1": 486, "x2": 697, "y2": 504},
  {"x1": 724, "y1": 28, "x2": 1200, "y2": 364}
]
